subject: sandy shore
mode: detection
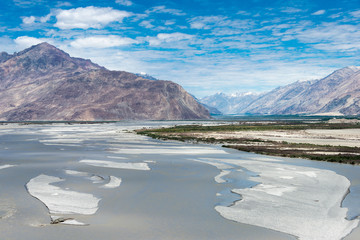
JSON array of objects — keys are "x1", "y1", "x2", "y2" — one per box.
[
  {"x1": 141, "y1": 126, "x2": 360, "y2": 164},
  {"x1": 182, "y1": 128, "x2": 360, "y2": 147}
]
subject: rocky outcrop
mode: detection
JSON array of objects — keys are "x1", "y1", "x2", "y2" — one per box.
[
  {"x1": 0, "y1": 52, "x2": 12, "y2": 63},
  {"x1": 0, "y1": 43, "x2": 210, "y2": 121}
]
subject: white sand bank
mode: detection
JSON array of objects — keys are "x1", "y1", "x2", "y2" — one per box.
[
  {"x1": 214, "y1": 170, "x2": 231, "y2": 183},
  {"x1": 0, "y1": 164, "x2": 15, "y2": 170},
  {"x1": 209, "y1": 157, "x2": 359, "y2": 240},
  {"x1": 80, "y1": 160, "x2": 150, "y2": 171},
  {"x1": 65, "y1": 170, "x2": 106, "y2": 184},
  {"x1": 101, "y1": 176, "x2": 122, "y2": 189},
  {"x1": 50, "y1": 216, "x2": 88, "y2": 226},
  {"x1": 61, "y1": 219, "x2": 88, "y2": 226},
  {"x1": 89, "y1": 175, "x2": 104, "y2": 183},
  {"x1": 26, "y1": 174, "x2": 100, "y2": 215},
  {"x1": 65, "y1": 170, "x2": 89, "y2": 177}
]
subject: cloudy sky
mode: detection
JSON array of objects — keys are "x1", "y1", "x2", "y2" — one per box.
[{"x1": 1, "y1": 0, "x2": 359, "y2": 97}]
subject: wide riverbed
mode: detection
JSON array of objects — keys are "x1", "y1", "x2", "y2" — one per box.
[{"x1": 0, "y1": 122, "x2": 359, "y2": 240}]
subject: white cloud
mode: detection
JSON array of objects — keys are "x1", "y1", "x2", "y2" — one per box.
[
  {"x1": 21, "y1": 13, "x2": 53, "y2": 25},
  {"x1": 164, "y1": 20, "x2": 176, "y2": 26},
  {"x1": 281, "y1": 7, "x2": 303, "y2": 13},
  {"x1": 70, "y1": 35, "x2": 137, "y2": 48},
  {"x1": 189, "y1": 16, "x2": 227, "y2": 29},
  {"x1": 312, "y1": 10, "x2": 326, "y2": 15},
  {"x1": 146, "y1": 6, "x2": 185, "y2": 16},
  {"x1": 54, "y1": 6, "x2": 131, "y2": 29},
  {"x1": 237, "y1": 10, "x2": 251, "y2": 16},
  {"x1": 139, "y1": 20, "x2": 155, "y2": 29},
  {"x1": 188, "y1": 16, "x2": 254, "y2": 36},
  {"x1": 116, "y1": 0, "x2": 133, "y2": 6},
  {"x1": 289, "y1": 22, "x2": 360, "y2": 51},
  {"x1": 0, "y1": 37, "x2": 18, "y2": 53},
  {"x1": 350, "y1": 10, "x2": 360, "y2": 18},
  {"x1": 13, "y1": 0, "x2": 45, "y2": 7},
  {"x1": 147, "y1": 33, "x2": 193, "y2": 46},
  {"x1": 14, "y1": 36, "x2": 50, "y2": 49},
  {"x1": 328, "y1": 13, "x2": 342, "y2": 19},
  {"x1": 22, "y1": 16, "x2": 36, "y2": 24},
  {"x1": 40, "y1": 13, "x2": 52, "y2": 23},
  {"x1": 56, "y1": 1, "x2": 72, "y2": 7}
]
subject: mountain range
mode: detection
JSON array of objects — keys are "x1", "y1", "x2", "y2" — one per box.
[
  {"x1": 201, "y1": 66, "x2": 360, "y2": 116},
  {"x1": 0, "y1": 43, "x2": 210, "y2": 121},
  {"x1": 201, "y1": 92, "x2": 261, "y2": 115}
]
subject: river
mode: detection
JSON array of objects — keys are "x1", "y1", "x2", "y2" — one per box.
[{"x1": 0, "y1": 122, "x2": 359, "y2": 240}]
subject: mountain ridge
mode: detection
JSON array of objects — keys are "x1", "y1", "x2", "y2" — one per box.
[
  {"x1": 201, "y1": 66, "x2": 360, "y2": 116},
  {"x1": 0, "y1": 43, "x2": 210, "y2": 121}
]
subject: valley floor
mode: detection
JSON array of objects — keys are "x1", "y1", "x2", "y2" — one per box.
[
  {"x1": 137, "y1": 121, "x2": 360, "y2": 164},
  {"x1": 0, "y1": 121, "x2": 359, "y2": 240}
]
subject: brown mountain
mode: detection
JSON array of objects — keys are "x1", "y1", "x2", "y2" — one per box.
[
  {"x1": 0, "y1": 43, "x2": 210, "y2": 121},
  {"x1": 240, "y1": 66, "x2": 360, "y2": 115},
  {"x1": 201, "y1": 66, "x2": 360, "y2": 116}
]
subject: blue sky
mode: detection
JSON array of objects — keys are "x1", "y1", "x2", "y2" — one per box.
[{"x1": 1, "y1": 0, "x2": 360, "y2": 97}]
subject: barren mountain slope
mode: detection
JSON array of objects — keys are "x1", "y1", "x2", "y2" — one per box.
[
  {"x1": 0, "y1": 43, "x2": 210, "y2": 121},
  {"x1": 241, "y1": 66, "x2": 360, "y2": 115}
]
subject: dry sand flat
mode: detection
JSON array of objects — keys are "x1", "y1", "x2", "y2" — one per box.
[{"x1": 188, "y1": 128, "x2": 360, "y2": 147}]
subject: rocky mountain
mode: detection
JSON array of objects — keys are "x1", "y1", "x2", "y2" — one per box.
[
  {"x1": 190, "y1": 94, "x2": 222, "y2": 115},
  {"x1": 200, "y1": 92, "x2": 261, "y2": 114},
  {"x1": 134, "y1": 72, "x2": 158, "y2": 81},
  {"x1": 201, "y1": 66, "x2": 360, "y2": 116},
  {"x1": 200, "y1": 66, "x2": 360, "y2": 116},
  {"x1": 132, "y1": 73, "x2": 222, "y2": 115},
  {"x1": 0, "y1": 52, "x2": 12, "y2": 63},
  {"x1": 0, "y1": 43, "x2": 210, "y2": 121},
  {"x1": 201, "y1": 103, "x2": 222, "y2": 115},
  {"x1": 241, "y1": 66, "x2": 360, "y2": 115}
]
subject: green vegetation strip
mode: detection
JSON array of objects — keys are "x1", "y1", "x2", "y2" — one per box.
[
  {"x1": 138, "y1": 122, "x2": 360, "y2": 133},
  {"x1": 137, "y1": 123, "x2": 360, "y2": 165}
]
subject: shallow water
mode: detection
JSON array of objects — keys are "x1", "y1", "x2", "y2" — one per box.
[{"x1": 0, "y1": 122, "x2": 359, "y2": 240}]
